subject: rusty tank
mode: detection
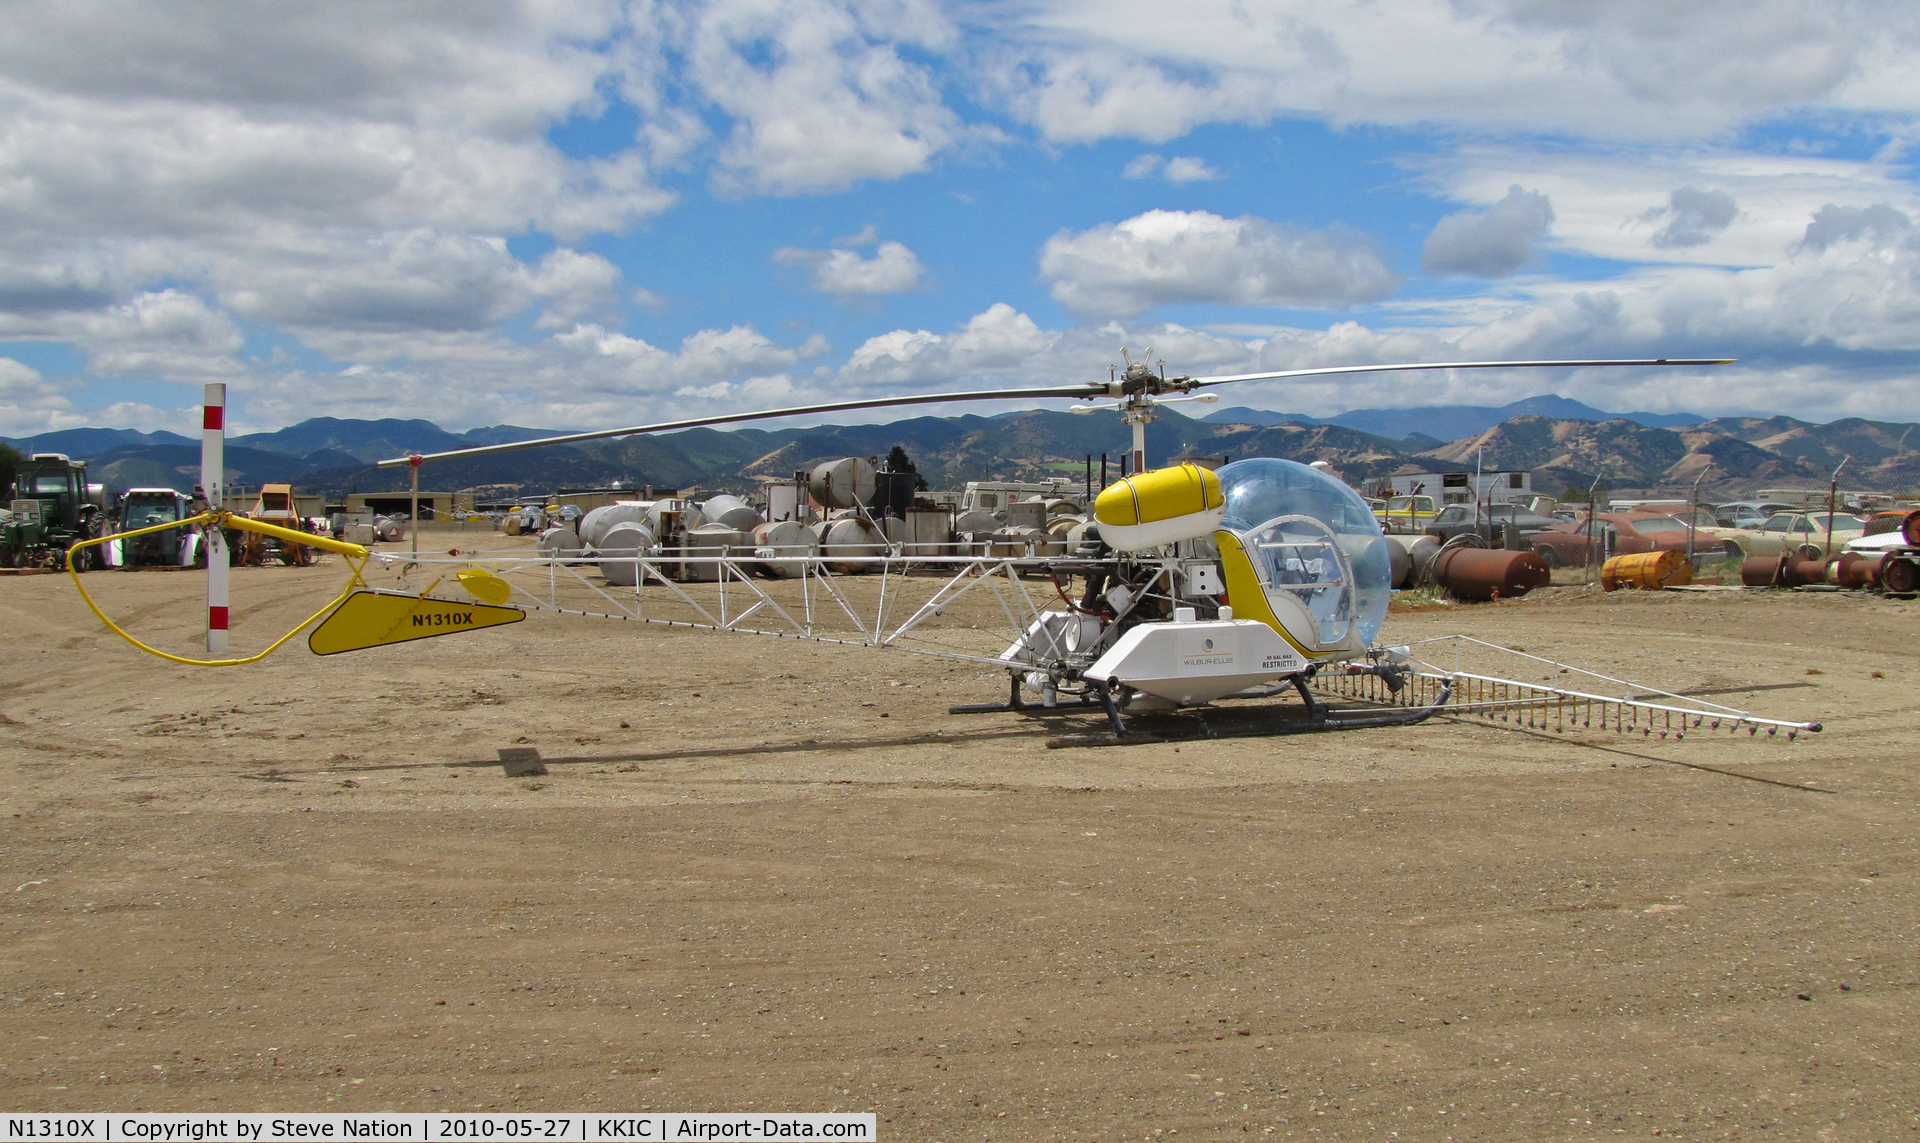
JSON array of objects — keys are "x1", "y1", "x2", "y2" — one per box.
[
  {"x1": 1600, "y1": 549, "x2": 1691, "y2": 591},
  {"x1": 1740, "y1": 555, "x2": 1789, "y2": 587},
  {"x1": 1883, "y1": 556, "x2": 1920, "y2": 595},
  {"x1": 1431, "y1": 547, "x2": 1551, "y2": 602}
]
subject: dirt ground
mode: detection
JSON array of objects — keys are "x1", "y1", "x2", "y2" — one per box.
[{"x1": 1, "y1": 550, "x2": 1917, "y2": 1141}]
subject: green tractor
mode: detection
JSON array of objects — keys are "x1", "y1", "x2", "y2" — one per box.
[{"x1": 2, "y1": 453, "x2": 109, "y2": 570}]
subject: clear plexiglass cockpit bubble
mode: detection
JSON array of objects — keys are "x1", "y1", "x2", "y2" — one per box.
[{"x1": 1216, "y1": 458, "x2": 1392, "y2": 646}]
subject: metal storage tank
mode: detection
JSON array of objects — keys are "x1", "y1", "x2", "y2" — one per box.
[
  {"x1": 581, "y1": 502, "x2": 652, "y2": 550},
  {"x1": 952, "y1": 509, "x2": 999, "y2": 535},
  {"x1": 902, "y1": 508, "x2": 953, "y2": 558},
  {"x1": 952, "y1": 530, "x2": 992, "y2": 557},
  {"x1": 537, "y1": 526, "x2": 585, "y2": 559},
  {"x1": 1003, "y1": 499, "x2": 1046, "y2": 529},
  {"x1": 1385, "y1": 533, "x2": 1441, "y2": 586},
  {"x1": 750, "y1": 519, "x2": 816, "y2": 578},
  {"x1": 991, "y1": 526, "x2": 1059, "y2": 558},
  {"x1": 1432, "y1": 547, "x2": 1550, "y2": 601},
  {"x1": 810, "y1": 457, "x2": 876, "y2": 509},
  {"x1": 677, "y1": 524, "x2": 752, "y2": 582},
  {"x1": 597, "y1": 522, "x2": 655, "y2": 587},
  {"x1": 701, "y1": 493, "x2": 763, "y2": 532},
  {"x1": 816, "y1": 517, "x2": 887, "y2": 573},
  {"x1": 765, "y1": 482, "x2": 803, "y2": 522},
  {"x1": 1382, "y1": 535, "x2": 1412, "y2": 589},
  {"x1": 644, "y1": 500, "x2": 693, "y2": 546}
]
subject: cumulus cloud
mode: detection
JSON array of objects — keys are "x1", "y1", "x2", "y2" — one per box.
[
  {"x1": 774, "y1": 240, "x2": 927, "y2": 295},
  {"x1": 0, "y1": 358, "x2": 75, "y2": 435},
  {"x1": 0, "y1": 5, "x2": 675, "y2": 244},
  {"x1": 1645, "y1": 186, "x2": 1739, "y2": 248},
  {"x1": 1040, "y1": 210, "x2": 1401, "y2": 318},
  {"x1": 0, "y1": 0, "x2": 683, "y2": 429},
  {"x1": 223, "y1": 319, "x2": 840, "y2": 433},
  {"x1": 1163, "y1": 156, "x2": 1223, "y2": 183},
  {"x1": 1122, "y1": 154, "x2": 1222, "y2": 182},
  {"x1": 1422, "y1": 185, "x2": 1556, "y2": 277},
  {"x1": 208, "y1": 233, "x2": 623, "y2": 339},
  {"x1": 1407, "y1": 144, "x2": 1920, "y2": 268},
  {"x1": 842, "y1": 303, "x2": 1053, "y2": 386},
  {"x1": 1799, "y1": 203, "x2": 1913, "y2": 252},
  {"x1": 109, "y1": 210, "x2": 1920, "y2": 434},
  {"x1": 827, "y1": 210, "x2": 1920, "y2": 423},
  {"x1": 981, "y1": 0, "x2": 1919, "y2": 144},
  {"x1": 80, "y1": 290, "x2": 246, "y2": 380},
  {"x1": 684, "y1": 0, "x2": 967, "y2": 195},
  {"x1": 554, "y1": 323, "x2": 831, "y2": 395}
]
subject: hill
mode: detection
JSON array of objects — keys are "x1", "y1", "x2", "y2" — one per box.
[
  {"x1": 88, "y1": 444, "x2": 338, "y2": 493},
  {"x1": 3, "y1": 427, "x2": 195, "y2": 456},
  {"x1": 232, "y1": 418, "x2": 480, "y2": 464}
]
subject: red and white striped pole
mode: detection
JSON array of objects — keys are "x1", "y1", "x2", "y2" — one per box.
[{"x1": 202, "y1": 383, "x2": 228, "y2": 653}]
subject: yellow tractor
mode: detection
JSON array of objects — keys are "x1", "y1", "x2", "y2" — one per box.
[{"x1": 236, "y1": 484, "x2": 313, "y2": 566}]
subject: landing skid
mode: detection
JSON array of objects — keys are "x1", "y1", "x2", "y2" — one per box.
[
  {"x1": 1039, "y1": 677, "x2": 1455, "y2": 749},
  {"x1": 946, "y1": 673, "x2": 1101, "y2": 715}
]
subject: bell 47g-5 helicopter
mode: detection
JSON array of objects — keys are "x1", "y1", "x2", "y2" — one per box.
[{"x1": 67, "y1": 354, "x2": 1823, "y2": 748}]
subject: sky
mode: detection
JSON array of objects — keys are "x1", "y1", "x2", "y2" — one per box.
[{"x1": 2, "y1": 0, "x2": 1920, "y2": 438}]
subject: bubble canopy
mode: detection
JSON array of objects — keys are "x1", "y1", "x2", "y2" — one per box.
[{"x1": 1216, "y1": 458, "x2": 1393, "y2": 647}]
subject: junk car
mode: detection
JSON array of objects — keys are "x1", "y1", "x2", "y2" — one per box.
[
  {"x1": 1713, "y1": 512, "x2": 1867, "y2": 561},
  {"x1": 1522, "y1": 513, "x2": 1703, "y2": 568},
  {"x1": 1422, "y1": 503, "x2": 1565, "y2": 544}
]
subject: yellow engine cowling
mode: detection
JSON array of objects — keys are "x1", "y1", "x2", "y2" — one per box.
[{"x1": 1093, "y1": 463, "x2": 1224, "y2": 552}]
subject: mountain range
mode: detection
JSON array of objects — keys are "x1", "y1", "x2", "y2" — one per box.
[
  {"x1": 6, "y1": 401, "x2": 1915, "y2": 500},
  {"x1": 1204, "y1": 394, "x2": 1705, "y2": 440}
]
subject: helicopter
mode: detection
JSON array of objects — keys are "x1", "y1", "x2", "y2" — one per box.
[{"x1": 65, "y1": 353, "x2": 1823, "y2": 748}]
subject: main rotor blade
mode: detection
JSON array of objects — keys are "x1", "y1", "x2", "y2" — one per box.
[
  {"x1": 376, "y1": 383, "x2": 1104, "y2": 468},
  {"x1": 1188, "y1": 357, "x2": 1736, "y2": 387}
]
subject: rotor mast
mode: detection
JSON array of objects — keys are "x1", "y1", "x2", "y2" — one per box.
[{"x1": 1102, "y1": 348, "x2": 1215, "y2": 474}]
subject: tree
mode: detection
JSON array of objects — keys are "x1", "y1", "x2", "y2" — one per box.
[
  {"x1": 886, "y1": 444, "x2": 928, "y2": 491},
  {"x1": 0, "y1": 442, "x2": 21, "y2": 496}
]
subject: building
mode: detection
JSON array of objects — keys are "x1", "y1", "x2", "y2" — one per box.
[
  {"x1": 1386, "y1": 468, "x2": 1531, "y2": 506},
  {"x1": 550, "y1": 485, "x2": 677, "y2": 515},
  {"x1": 343, "y1": 491, "x2": 476, "y2": 519}
]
